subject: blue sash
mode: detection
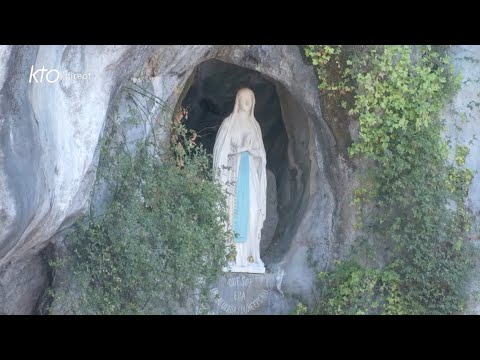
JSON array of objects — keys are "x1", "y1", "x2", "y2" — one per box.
[{"x1": 233, "y1": 151, "x2": 249, "y2": 243}]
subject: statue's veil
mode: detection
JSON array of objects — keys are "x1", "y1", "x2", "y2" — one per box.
[{"x1": 213, "y1": 88, "x2": 264, "y2": 170}]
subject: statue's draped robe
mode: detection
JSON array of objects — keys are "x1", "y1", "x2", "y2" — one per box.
[
  {"x1": 233, "y1": 151, "x2": 250, "y2": 243},
  {"x1": 213, "y1": 96, "x2": 266, "y2": 270}
]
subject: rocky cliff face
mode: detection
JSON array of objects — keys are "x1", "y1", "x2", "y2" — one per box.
[
  {"x1": 0, "y1": 45, "x2": 478, "y2": 314},
  {"x1": 443, "y1": 46, "x2": 480, "y2": 314}
]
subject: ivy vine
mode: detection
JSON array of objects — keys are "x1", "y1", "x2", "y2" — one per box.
[{"x1": 306, "y1": 45, "x2": 475, "y2": 314}]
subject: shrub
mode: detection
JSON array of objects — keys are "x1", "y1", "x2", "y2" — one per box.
[
  {"x1": 306, "y1": 45, "x2": 474, "y2": 314},
  {"x1": 51, "y1": 83, "x2": 230, "y2": 314}
]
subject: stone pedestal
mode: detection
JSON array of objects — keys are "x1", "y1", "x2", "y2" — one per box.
[{"x1": 210, "y1": 272, "x2": 286, "y2": 315}]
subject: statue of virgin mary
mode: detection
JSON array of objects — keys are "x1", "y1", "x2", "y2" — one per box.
[{"x1": 213, "y1": 88, "x2": 266, "y2": 274}]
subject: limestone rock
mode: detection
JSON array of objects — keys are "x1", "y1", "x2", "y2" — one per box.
[
  {"x1": 0, "y1": 249, "x2": 49, "y2": 314},
  {"x1": 261, "y1": 169, "x2": 278, "y2": 254},
  {"x1": 443, "y1": 45, "x2": 480, "y2": 314}
]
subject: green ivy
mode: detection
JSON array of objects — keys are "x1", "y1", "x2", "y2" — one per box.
[
  {"x1": 292, "y1": 302, "x2": 308, "y2": 315},
  {"x1": 314, "y1": 260, "x2": 408, "y2": 315},
  {"x1": 306, "y1": 45, "x2": 474, "y2": 314},
  {"x1": 50, "y1": 84, "x2": 230, "y2": 314}
]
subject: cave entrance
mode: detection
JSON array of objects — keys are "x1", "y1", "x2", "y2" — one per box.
[{"x1": 179, "y1": 59, "x2": 307, "y2": 265}]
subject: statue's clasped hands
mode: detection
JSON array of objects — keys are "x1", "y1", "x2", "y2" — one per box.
[{"x1": 237, "y1": 134, "x2": 257, "y2": 154}]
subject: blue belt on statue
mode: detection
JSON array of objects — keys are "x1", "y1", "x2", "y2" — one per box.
[{"x1": 233, "y1": 151, "x2": 249, "y2": 243}]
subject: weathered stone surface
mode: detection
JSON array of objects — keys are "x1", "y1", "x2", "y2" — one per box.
[
  {"x1": 444, "y1": 46, "x2": 480, "y2": 219},
  {"x1": 0, "y1": 45, "x2": 155, "y2": 313},
  {"x1": 0, "y1": 248, "x2": 49, "y2": 314},
  {"x1": 261, "y1": 169, "x2": 278, "y2": 254},
  {"x1": 0, "y1": 45, "x2": 154, "y2": 265},
  {"x1": 443, "y1": 45, "x2": 480, "y2": 314}
]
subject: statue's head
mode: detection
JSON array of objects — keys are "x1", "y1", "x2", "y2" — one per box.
[{"x1": 234, "y1": 88, "x2": 255, "y2": 116}]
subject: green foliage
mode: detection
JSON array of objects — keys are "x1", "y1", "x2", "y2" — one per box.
[
  {"x1": 304, "y1": 45, "x2": 352, "y2": 96},
  {"x1": 292, "y1": 302, "x2": 308, "y2": 315},
  {"x1": 315, "y1": 260, "x2": 407, "y2": 315},
  {"x1": 306, "y1": 45, "x2": 474, "y2": 314},
  {"x1": 52, "y1": 84, "x2": 230, "y2": 314}
]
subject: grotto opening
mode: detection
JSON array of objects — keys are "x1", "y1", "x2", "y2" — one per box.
[{"x1": 180, "y1": 59, "x2": 306, "y2": 266}]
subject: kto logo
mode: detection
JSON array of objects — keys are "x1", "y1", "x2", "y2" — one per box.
[{"x1": 29, "y1": 65, "x2": 60, "y2": 83}]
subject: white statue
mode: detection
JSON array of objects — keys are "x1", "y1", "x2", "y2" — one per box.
[{"x1": 213, "y1": 88, "x2": 267, "y2": 274}]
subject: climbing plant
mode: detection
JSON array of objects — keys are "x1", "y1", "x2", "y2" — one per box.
[
  {"x1": 306, "y1": 45, "x2": 474, "y2": 314},
  {"x1": 50, "y1": 83, "x2": 230, "y2": 314}
]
